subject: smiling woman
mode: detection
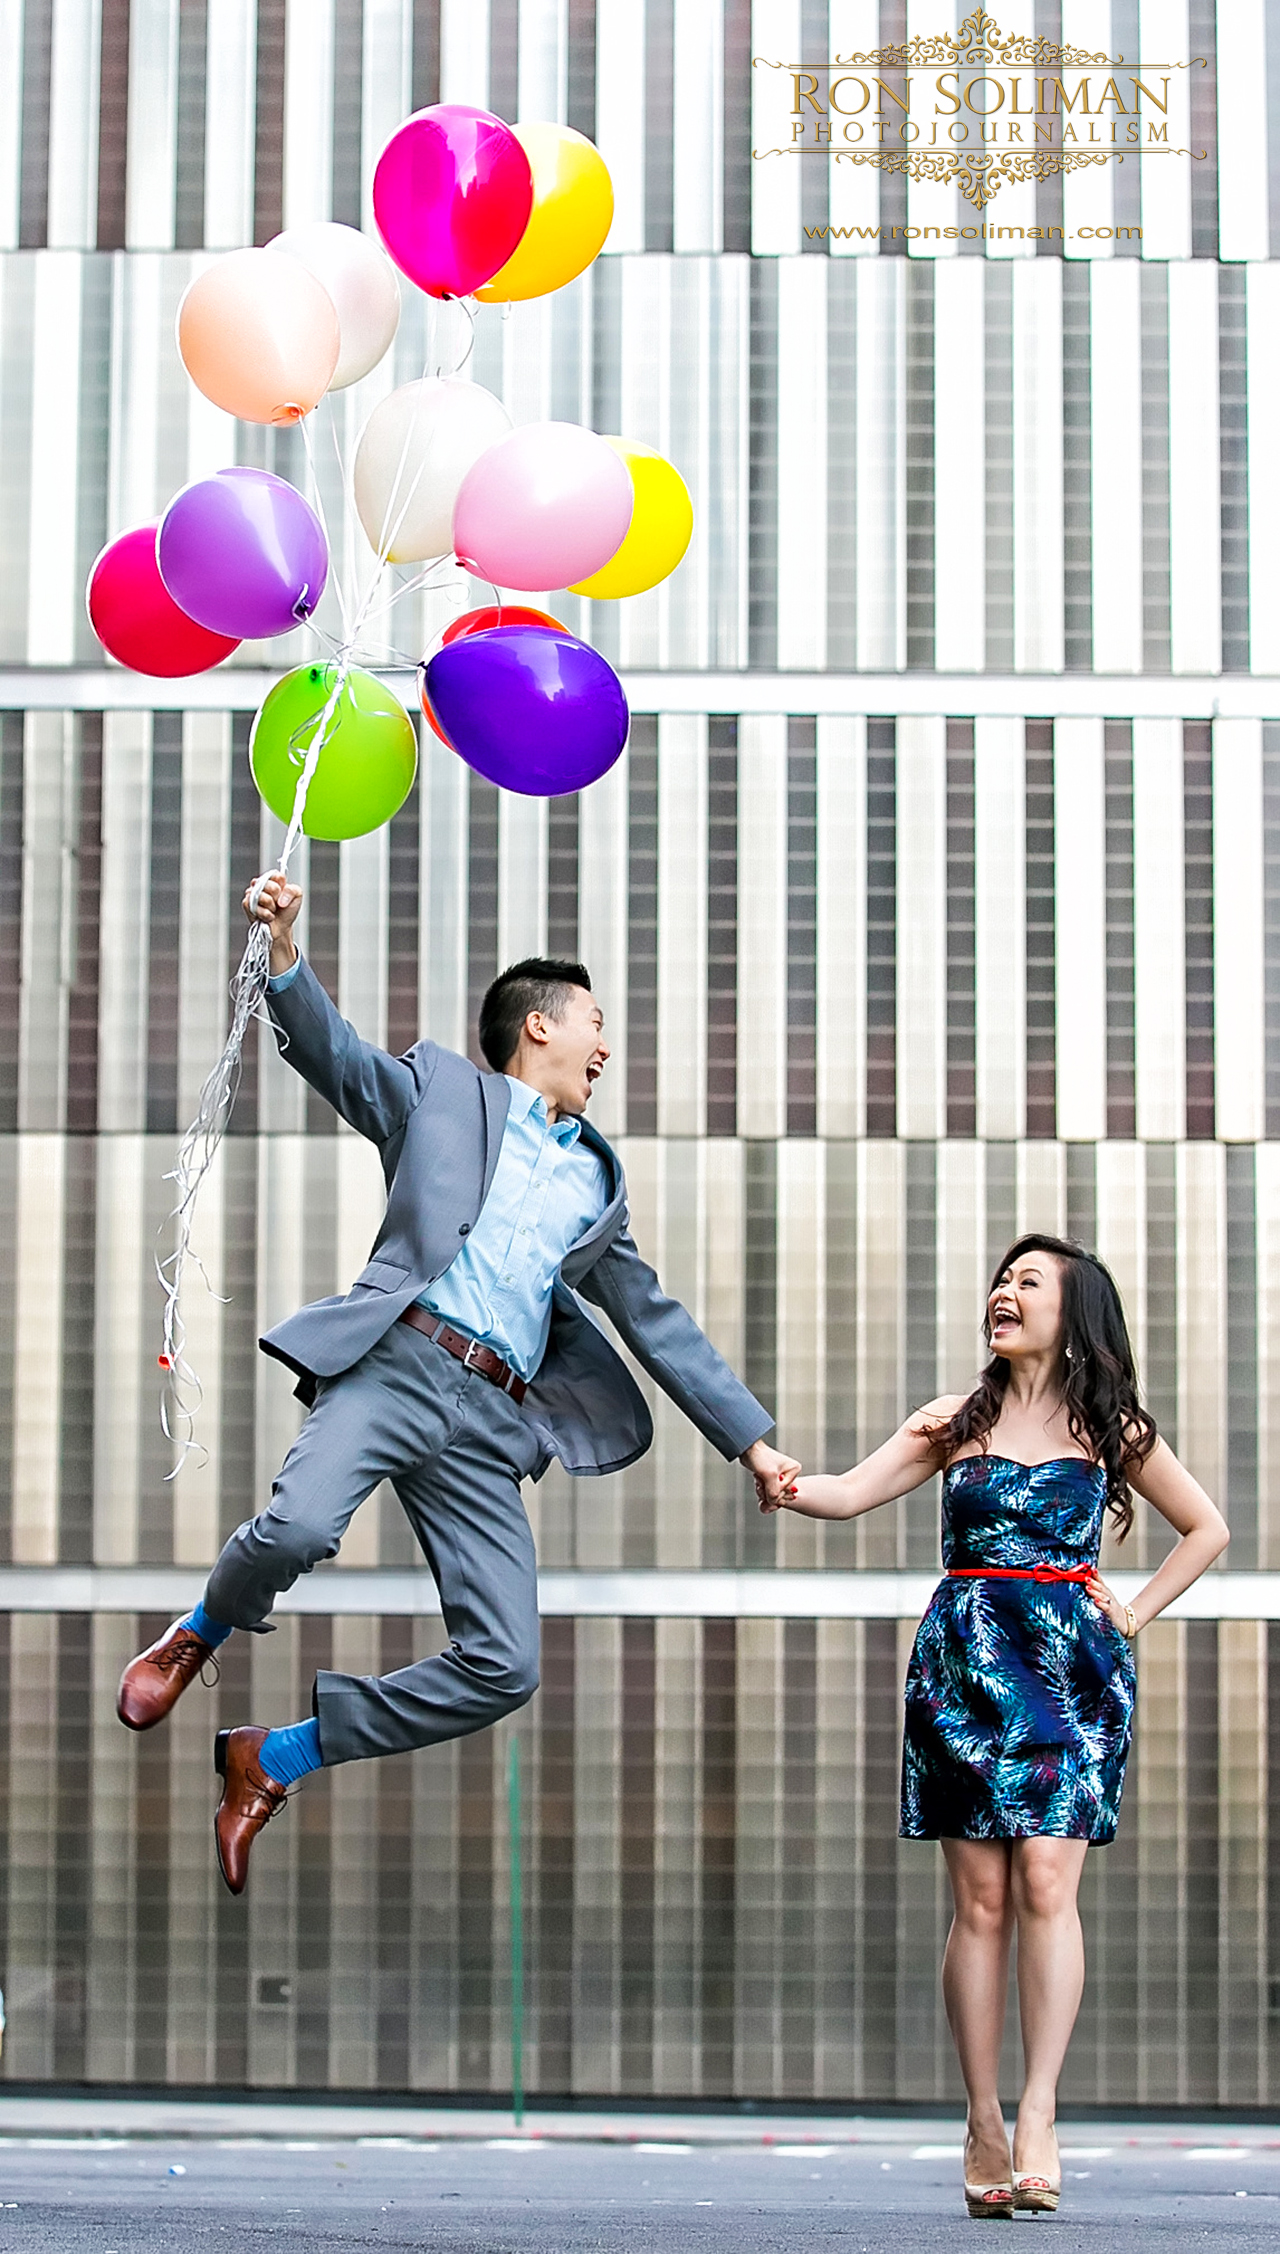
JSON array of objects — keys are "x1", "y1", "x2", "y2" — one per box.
[{"x1": 773, "y1": 1232, "x2": 1229, "y2": 2224}]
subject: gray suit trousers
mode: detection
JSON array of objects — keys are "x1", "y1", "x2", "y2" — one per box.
[{"x1": 203, "y1": 1323, "x2": 543, "y2": 1766}]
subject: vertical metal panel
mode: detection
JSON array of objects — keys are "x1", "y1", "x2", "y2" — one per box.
[
  {"x1": 776, "y1": 259, "x2": 827, "y2": 669},
  {"x1": 932, "y1": 261, "x2": 983, "y2": 671},
  {"x1": 1132, "y1": 717, "x2": 1186, "y2": 1141},
  {"x1": 894, "y1": 716, "x2": 945, "y2": 1139},
  {"x1": 905, "y1": 0, "x2": 957, "y2": 253},
  {"x1": 573, "y1": 1613, "x2": 621, "y2": 2090},
  {"x1": 815, "y1": 714, "x2": 865, "y2": 1137},
  {"x1": 48, "y1": 0, "x2": 103, "y2": 247},
  {"x1": 1177, "y1": 1139, "x2": 1225, "y2": 1501},
  {"x1": 673, "y1": 0, "x2": 723, "y2": 252},
  {"x1": 1137, "y1": 0, "x2": 1191, "y2": 260},
  {"x1": 1059, "y1": 0, "x2": 1115, "y2": 253},
  {"x1": 1168, "y1": 260, "x2": 1221, "y2": 674},
  {"x1": 1011, "y1": 259, "x2": 1063, "y2": 671},
  {"x1": 1089, "y1": 260, "x2": 1143, "y2": 671},
  {"x1": 27, "y1": 253, "x2": 82, "y2": 665},
  {"x1": 652, "y1": 1142, "x2": 708, "y2": 1566},
  {"x1": 1213, "y1": 718, "x2": 1265, "y2": 1142},
  {"x1": 203, "y1": 0, "x2": 258, "y2": 246},
  {"x1": 1218, "y1": 1619, "x2": 1267, "y2": 2102},
  {"x1": 825, "y1": 0, "x2": 879, "y2": 253},
  {"x1": 775, "y1": 1138, "x2": 824, "y2": 1563},
  {"x1": 594, "y1": 0, "x2": 644, "y2": 253},
  {"x1": 855, "y1": 258, "x2": 906, "y2": 670},
  {"x1": 126, "y1": 0, "x2": 180, "y2": 247},
  {"x1": 935, "y1": 1138, "x2": 983, "y2": 1395},
  {"x1": 577, "y1": 754, "x2": 628, "y2": 1138},
  {"x1": 750, "y1": 0, "x2": 801, "y2": 256},
  {"x1": 1053, "y1": 715, "x2": 1107, "y2": 1139},
  {"x1": 1256, "y1": 1143, "x2": 1280, "y2": 1571},
  {"x1": 439, "y1": 0, "x2": 489, "y2": 105},
  {"x1": 735, "y1": 714, "x2": 786, "y2": 1139},
  {"x1": 282, "y1": 0, "x2": 334, "y2": 228},
  {"x1": 518, "y1": 0, "x2": 567, "y2": 122},
  {"x1": 973, "y1": 716, "x2": 1025, "y2": 1140},
  {"x1": 656, "y1": 713, "x2": 708, "y2": 1137},
  {"x1": 1217, "y1": 0, "x2": 1269, "y2": 262}
]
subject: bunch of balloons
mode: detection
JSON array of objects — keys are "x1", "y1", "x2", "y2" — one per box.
[{"x1": 86, "y1": 101, "x2": 693, "y2": 829}]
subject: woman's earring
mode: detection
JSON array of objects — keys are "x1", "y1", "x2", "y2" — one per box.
[{"x1": 1065, "y1": 1345, "x2": 1074, "y2": 1363}]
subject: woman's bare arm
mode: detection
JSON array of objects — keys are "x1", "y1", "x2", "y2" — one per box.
[
  {"x1": 765, "y1": 1396, "x2": 967, "y2": 1521},
  {"x1": 1089, "y1": 1436, "x2": 1229, "y2": 1633}
]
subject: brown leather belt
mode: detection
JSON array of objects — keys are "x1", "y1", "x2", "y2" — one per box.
[{"x1": 397, "y1": 1303, "x2": 527, "y2": 1404}]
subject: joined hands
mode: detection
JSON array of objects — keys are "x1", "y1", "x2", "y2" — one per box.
[{"x1": 740, "y1": 1439, "x2": 802, "y2": 1512}]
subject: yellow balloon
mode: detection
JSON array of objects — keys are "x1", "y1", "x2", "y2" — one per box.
[
  {"x1": 475, "y1": 124, "x2": 614, "y2": 304},
  {"x1": 569, "y1": 438, "x2": 694, "y2": 600}
]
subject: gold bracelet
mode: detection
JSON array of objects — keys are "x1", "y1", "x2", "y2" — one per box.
[{"x1": 1122, "y1": 1604, "x2": 1138, "y2": 1639}]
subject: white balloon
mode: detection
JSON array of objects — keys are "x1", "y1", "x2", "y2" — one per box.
[
  {"x1": 266, "y1": 221, "x2": 400, "y2": 390},
  {"x1": 353, "y1": 378, "x2": 513, "y2": 564}
]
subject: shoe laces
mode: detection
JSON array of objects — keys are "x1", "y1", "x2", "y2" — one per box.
[{"x1": 152, "y1": 1629, "x2": 217, "y2": 1683}]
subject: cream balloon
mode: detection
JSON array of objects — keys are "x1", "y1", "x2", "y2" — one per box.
[
  {"x1": 176, "y1": 247, "x2": 339, "y2": 425},
  {"x1": 266, "y1": 222, "x2": 400, "y2": 389},
  {"x1": 353, "y1": 377, "x2": 513, "y2": 564}
]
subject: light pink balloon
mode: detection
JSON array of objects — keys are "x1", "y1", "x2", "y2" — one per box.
[{"x1": 452, "y1": 422, "x2": 634, "y2": 592}]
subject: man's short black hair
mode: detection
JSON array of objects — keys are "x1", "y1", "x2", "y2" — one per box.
[{"x1": 478, "y1": 958, "x2": 593, "y2": 1074}]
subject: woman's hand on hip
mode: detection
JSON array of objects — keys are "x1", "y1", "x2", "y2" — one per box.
[{"x1": 1085, "y1": 1570, "x2": 1130, "y2": 1636}]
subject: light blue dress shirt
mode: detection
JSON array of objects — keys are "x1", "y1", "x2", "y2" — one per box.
[
  {"x1": 267, "y1": 952, "x2": 607, "y2": 1379},
  {"x1": 421, "y1": 1074, "x2": 606, "y2": 1377}
]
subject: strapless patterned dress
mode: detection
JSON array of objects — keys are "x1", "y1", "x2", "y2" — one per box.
[{"x1": 900, "y1": 1455, "x2": 1135, "y2": 1844}]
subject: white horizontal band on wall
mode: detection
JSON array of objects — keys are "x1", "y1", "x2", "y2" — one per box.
[
  {"x1": 2, "y1": 671, "x2": 1280, "y2": 720},
  {"x1": 0, "y1": 1567, "x2": 1274, "y2": 1621}
]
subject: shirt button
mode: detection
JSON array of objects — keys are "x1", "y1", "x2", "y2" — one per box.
[{"x1": 458, "y1": 1223, "x2": 470, "y2": 1236}]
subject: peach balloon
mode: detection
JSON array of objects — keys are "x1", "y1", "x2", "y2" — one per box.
[{"x1": 176, "y1": 248, "x2": 340, "y2": 425}]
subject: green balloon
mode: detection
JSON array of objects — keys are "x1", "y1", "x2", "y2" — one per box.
[{"x1": 250, "y1": 664, "x2": 417, "y2": 841}]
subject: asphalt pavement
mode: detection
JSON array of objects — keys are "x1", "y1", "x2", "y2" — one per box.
[{"x1": 2, "y1": 2115, "x2": 1280, "y2": 2250}]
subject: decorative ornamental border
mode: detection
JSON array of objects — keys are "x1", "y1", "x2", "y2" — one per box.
[{"x1": 752, "y1": 10, "x2": 1206, "y2": 210}]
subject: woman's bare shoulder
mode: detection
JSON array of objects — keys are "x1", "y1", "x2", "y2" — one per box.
[{"x1": 907, "y1": 1393, "x2": 968, "y2": 1438}]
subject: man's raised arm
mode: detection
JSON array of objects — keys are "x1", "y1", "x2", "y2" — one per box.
[{"x1": 245, "y1": 873, "x2": 420, "y2": 1145}]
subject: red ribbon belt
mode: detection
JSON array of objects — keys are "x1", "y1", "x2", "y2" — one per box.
[{"x1": 947, "y1": 1564, "x2": 1094, "y2": 1585}]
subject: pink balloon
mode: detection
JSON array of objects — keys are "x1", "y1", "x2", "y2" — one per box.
[
  {"x1": 452, "y1": 423, "x2": 634, "y2": 592},
  {"x1": 373, "y1": 105, "x2": 533, "y2": 301}
]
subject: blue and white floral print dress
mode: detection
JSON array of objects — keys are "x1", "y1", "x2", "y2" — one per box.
[{"x1": 900, "y1": 1455, "x2": 1135, "y2": 1844}]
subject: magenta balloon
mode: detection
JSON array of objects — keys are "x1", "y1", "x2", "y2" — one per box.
[
  {"x1": 423, "y1": 626, "x2": 629, "y2": 797},
  {"x1": 373, "y1": 105, "x2": 533, "y2": 300},
  {"x1": 157, "y1": 467, "x2": 329, "y2": 640},
  {"x1": 452, "y1": 423, "x2": 634, "y2": 591}
]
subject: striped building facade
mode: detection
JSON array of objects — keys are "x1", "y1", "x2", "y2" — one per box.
[{"x1": 2, "y1": 0, "x2": 1280, "y2": 2104}]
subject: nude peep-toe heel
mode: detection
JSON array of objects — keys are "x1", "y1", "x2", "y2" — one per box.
[
  {"x1": 964, "y1": 2182, "x2": 1015, "y2": 2220},
  {"x1": 1013, "y1": 2174, "x2": 1061, "y2": 2214}
]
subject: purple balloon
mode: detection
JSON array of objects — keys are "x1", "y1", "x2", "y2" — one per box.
[
  {"x1": 157, "y1": 466, "x2": 328, "y2": 640},
  {"x1": 424, "y1": 627, "x2": 629, "y2": 797}
]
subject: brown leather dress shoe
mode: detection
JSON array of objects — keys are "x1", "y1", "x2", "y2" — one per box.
[
  {"x1": 214, "y1": 1727, "x2": 288, "y2": 1895},
  {"x1": 117, "y1": 1619, "x2": 216, "y2": 1731}
]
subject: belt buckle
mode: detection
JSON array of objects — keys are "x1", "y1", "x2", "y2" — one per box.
[{"x1": 462, "y1": 1336, "x2": 485, "y2": 1371}]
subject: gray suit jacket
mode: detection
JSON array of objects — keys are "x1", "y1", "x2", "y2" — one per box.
[{"x1": 260, "y1": 957, "x2": 774, "y2": 1478}]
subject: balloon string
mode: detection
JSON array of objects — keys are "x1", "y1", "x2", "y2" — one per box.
[
  {"x1": 157, "y1": 297, "x2": 482, "y2": 1471},
  {"x1": 156, "y1": 654, "x2": 354, "y2": 1473}
]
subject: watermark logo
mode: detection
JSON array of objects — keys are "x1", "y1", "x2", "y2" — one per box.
[{"x1": 752, "y1": 7, "x2": 1206, "y2": 211}]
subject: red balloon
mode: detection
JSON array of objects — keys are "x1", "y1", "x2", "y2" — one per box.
[
  {"x1": 441, "y1": 604, "x2": 567, "y2": 644},
  {"x1": 373, "y1": 106, "x2": 533, "y2": 300},
  {"x1": 419, "y1": 677, "x2": 454, "y2": 748},
  {"x1": 421, "y1": 605, "x2": 566, "y2": 743},
  {"x1": 87, "y1": 525, "x2": 240, "y2": 676}
]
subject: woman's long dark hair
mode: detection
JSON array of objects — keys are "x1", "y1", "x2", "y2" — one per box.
[{"x1": 928, "y1": 1234, "x2": 1156, "y2": 1539}]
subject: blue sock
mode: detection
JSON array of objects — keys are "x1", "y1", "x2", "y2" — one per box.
[
  {"x1": 258, "y1": 1717, "x2": 323, "y2": 1788},
  {"x1": 185, "y1": 1600, "x2": 232, "y2": 1649}
]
